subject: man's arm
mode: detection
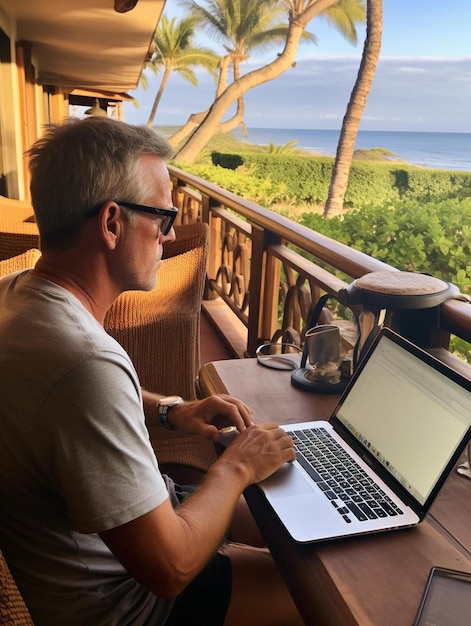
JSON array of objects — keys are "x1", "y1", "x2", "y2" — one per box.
[{"x1": 99, "y1": 422, "x2": 294, "y2": 598}]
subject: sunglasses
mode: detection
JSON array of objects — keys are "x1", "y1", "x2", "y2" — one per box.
[{"x1": 85, "y1": 201, "x2": 178, "y2": 236}]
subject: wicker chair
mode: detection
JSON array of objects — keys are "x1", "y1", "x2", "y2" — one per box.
[
  {"x1": 0, "y1": 552, "x2": 34, "y2": 625},
  {"x1": 0, "y1": 195, "x2": 35, "y2": 222},
  {"x1": 0, "y1": 249, "x2": 41, "y2": 277},
  {"x1": 0, "y1": 222, "x2": 39, "y2": 262},
  {"x1": 104, "y1": 222, "x2": 218, "y2": 473},
  {"x1": 0, "y1": 197, "x2": 38, "y2": 262},
  {"x1": 104, "y1": 222, "x2": 209, "y2": 399},
  {"x1": 0, "y1": 247, "x2": 37, "y2": 619}
]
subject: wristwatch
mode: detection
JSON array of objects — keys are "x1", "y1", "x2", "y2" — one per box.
[{"x1": 157, "y1": 395, "x2": 184, "y2": 430}]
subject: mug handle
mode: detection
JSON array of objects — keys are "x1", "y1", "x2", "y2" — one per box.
[{"x1": 301, "y1": 294, "x2": 335, "y2": 368}]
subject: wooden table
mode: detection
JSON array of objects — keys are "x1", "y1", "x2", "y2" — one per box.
[{"x1": 199, "y1": 358, "x2": 471, "y2": 626}]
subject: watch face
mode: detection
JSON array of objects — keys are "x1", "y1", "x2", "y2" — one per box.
[{"x1": 160, "y1": 395, "x2": 183, "y2": 406}]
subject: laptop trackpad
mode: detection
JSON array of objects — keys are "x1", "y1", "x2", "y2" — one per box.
[{"x1": 259, "y1": 462, "x2": 313, "y2": 497}]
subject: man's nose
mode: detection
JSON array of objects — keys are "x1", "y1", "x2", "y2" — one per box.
[{"x1": 159, "y1": 226, "x2": 176, "y2": 244}]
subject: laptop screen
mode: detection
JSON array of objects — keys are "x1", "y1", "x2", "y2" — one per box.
[{"x1": 335, "y1": 333, "x2": 471, "y2": 506}]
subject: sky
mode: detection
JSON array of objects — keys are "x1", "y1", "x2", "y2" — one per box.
[{"x1": 122, "y1": 0, "x2": 471, "y2": 133}]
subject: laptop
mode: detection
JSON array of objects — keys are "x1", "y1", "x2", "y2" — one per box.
[{"x1": 257, "y1": 327, "x2": 471, "y2": 543}]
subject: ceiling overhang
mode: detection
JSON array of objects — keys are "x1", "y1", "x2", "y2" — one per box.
[
  {"x1": 1, "y1": 0, "x2": 164, "y2": 92},
  {"x1": 68, "y1": 88, "x2": 133, "y2": 108}
]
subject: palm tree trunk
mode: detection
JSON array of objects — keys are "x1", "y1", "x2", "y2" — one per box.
[
  {"x1": 323, "y1": 0, "x2": 383, "y2": 217},
  {"x1": 168, "y1": 106, "x2": 246, "y2": 153},
  {"x1": 147, "y1": 67, "x2": 171, "y2": 128},
  {"x1": 168, "y1": 54, "x2": 234, "y2": 149},
  {"x1": 173, "y1": 0, "x2": 340, "y2": 164},
  {"x1": 168, "y1": 110, "x2": 209, "y2": 149},
  {"x1": 216, "y1": 55, "x2": 231, "y2": 97}
]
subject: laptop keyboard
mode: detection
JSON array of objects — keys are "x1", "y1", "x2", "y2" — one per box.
[{"x1": 291, "y1": 427, "x2": 404, "y2": 524}]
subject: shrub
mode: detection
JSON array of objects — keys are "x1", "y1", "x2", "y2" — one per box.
[
  {"x1": 172, "y1": 161, "x2": 290, "y2": 207},
  {"x1": 300, "y1": 198, "x2": 471, "y2": 294},
  {"x1": 210, "y1": 151, "x2": 471, "y2": 208}
]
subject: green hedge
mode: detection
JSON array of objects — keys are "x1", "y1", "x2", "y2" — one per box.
[
  {"x1": 212, "y1": 152, "x2": 335, "y2": 203},
  {"x1": 210, "y1": 151, "x2": 471, "y2": 207},
  {"x1": 172, "y1": 161, "x2": 290, "y2": 206}
]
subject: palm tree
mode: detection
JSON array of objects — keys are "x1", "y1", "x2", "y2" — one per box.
[
  {"x1": 173, "y1": 0, "x2": 365, "y2": 164},
  {"x1": 324, "y1": 0, "x2": 383, "y2": 217},
  {"x1": 267, "y1": 139, "x2": 300, "y2": 154},
  {"x1": 146, "y1": 15, "x2": 219, "y2": 128},
  {"x1": 170, "y1": 0, "x2": 307, "y2": 148}
]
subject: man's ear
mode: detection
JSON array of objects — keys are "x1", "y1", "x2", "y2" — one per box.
[{"x1": 100, "y1": 202, "x2": 122, "y2": 250}]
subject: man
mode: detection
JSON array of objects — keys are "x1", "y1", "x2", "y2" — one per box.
[{"x1": 0, "y1": 117, "x2": 302, "y2": 625}]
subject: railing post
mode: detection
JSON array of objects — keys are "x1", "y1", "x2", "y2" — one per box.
[
  {"x1": 247, "y1": 225, "x2": 265, "y2": 356},
  {"x1": 259, "y1": 232, "x2": 282, "y2": 344},
  {"x1": 201, "y1": 194, "x2": 221, "y2": 301}
]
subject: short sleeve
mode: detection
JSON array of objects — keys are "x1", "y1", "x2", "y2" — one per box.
[{"x1": 30, "y1": 352, "x2": 169, "y2": 533}]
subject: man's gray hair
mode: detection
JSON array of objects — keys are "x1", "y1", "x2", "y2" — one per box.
[{"x1": 27, "y1": 116, "x2": 173, "y2": 250}]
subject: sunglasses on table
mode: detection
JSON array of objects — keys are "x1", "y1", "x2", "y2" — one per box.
[{"x1": 85, "y1": 201, "x2": 178, "y2": 236}]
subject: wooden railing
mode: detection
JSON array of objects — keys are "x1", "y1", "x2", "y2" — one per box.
[{"x1": 169, "y1": 165, "x2": 471, "y2": 358}]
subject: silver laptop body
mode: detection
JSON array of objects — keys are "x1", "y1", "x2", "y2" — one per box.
[{"x1": 258, "y1": 328, "x2": 471, "y2": 543}]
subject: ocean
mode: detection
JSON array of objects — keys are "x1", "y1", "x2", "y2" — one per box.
[{"x1": 231, "y1": 128, "x2": 471, "y2": 172}]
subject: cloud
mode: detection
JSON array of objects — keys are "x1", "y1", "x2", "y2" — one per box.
[{"x1": 123, "y1": 55, "x2": 471, "y2": 132}]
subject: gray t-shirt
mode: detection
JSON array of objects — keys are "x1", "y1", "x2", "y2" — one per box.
[{"x1": 0, "y1": 271, "x2": 173, "y2": 625}]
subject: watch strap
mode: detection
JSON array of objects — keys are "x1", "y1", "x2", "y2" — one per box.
[
  {"x1": 157, "y1": 396, "x2": 184, "y2": 430},
  {"x1": 158, "y1": 403, "x2": 174, "y2": 430}
]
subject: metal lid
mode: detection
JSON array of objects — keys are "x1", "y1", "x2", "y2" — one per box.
[{"x1": 342, "y1": 271, "x2": 460, "y2": 310}]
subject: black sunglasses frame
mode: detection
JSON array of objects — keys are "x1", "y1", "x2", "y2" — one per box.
[{"x1": 85, "y1": 201, "x2": 178, "y2": 236}]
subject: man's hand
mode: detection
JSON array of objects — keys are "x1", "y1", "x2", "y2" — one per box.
[
  {"x1": 215, "y1": 423, "x2": 296, "y2": 485},
  {"x1": 142, "y1": 390, "x2": 253, "y2": 439},
  {"x1": 167, "y1": 394, "x2": 253, "y2": 440}
]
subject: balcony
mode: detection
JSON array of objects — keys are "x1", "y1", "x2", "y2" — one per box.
[{"x1": 168, "y1": 165, "x2": 471, "y2": 374}]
